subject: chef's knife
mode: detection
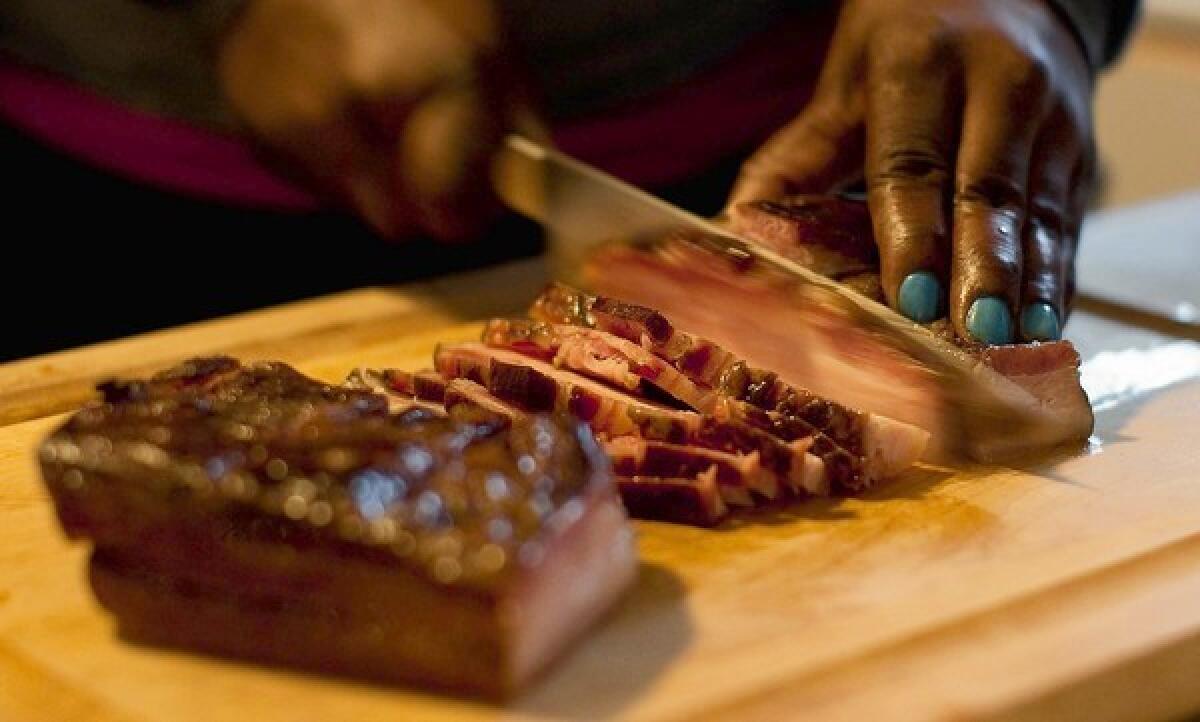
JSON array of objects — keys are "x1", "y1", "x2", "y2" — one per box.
[{"x1": 491, "y1": 135, "x2": 1065, "y2": 459}]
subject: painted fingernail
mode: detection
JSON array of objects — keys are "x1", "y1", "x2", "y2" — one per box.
[
  {"x1": 897, "y1": 271, "x2": 942, "y2": 323},
  {"x1": 966, "y1": 297, "x2": 1014, "y2": 345},
  {"x1": 1021, "y1": 301, "x2": 1061, "y2": 341}
]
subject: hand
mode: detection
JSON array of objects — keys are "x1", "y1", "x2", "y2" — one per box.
[
  {"x1": 219, "y1": 0, "x2": 539, "y2": 240},
  {"x1": 728, "y1": 0, "x2": 1095, "y2": 343}
]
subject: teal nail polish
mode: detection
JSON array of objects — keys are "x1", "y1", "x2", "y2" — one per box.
[
  {"x1": 1021, "y1": 301, "x2": 1061, "y2": 341},
  {"x1": 966, "y1": 297, "x2": 1014, "y2": 345},
  {"x1": 897, "y1": 271, "x2": 942, "y2": 323}
]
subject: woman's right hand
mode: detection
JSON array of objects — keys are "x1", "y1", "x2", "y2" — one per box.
[{"x1": 219, "y1": 0, "x2": 537, "y2": 240}]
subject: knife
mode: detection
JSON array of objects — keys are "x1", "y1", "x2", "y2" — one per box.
[{"x1": 491, "y1": 134, "x2": 1061, "y2": 459}]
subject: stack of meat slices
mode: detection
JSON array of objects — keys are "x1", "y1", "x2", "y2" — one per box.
[
  {"x1": 583, "y1": 196, "x2": 1093, "y2": 461},
  {"x1": 347, "y1": 289, "x2": 930, "y2": 527}
]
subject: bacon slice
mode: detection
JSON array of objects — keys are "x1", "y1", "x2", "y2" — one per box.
[
  {"x1": 434, "y1": 343, "x2": 824, "y2": 497},
  {"x1": 616, "y1": 468, "x2": 728, "y2": 527},
  {"x1": 483, "y1": 319, "x2": 719, "y2": 412},
  {"x1": 442, "y1": 378, "x2": 528, "y2": 426},
  {"x1": 602, "y1": 436, "x2": 771, "y2": 506},
  {"x1": 438, "y1": 376, "x2": 759, "y2": 521},
  {"x1": 344, "y1": 368, "x2": 447, "y2": 416},
  {"x1": 729, "y1": 197, "x2": 878, "y2": 278}
]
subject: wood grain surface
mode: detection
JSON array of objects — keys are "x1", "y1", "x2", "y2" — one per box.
[{"x1": 2, "y1": 259, "x2": 1199, "y2": 722}]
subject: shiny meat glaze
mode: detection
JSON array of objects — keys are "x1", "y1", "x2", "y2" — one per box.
[{"x1": 41, "y1": 357, "x2": 616, "y2": 592}]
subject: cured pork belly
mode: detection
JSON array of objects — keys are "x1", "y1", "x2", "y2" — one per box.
[
  {"x1": 434, "y1": 342, "x2": 824, "y2": 498},
  {"x1": 530, "y1": 284, "x2": 929, "y2": 487},
  {"x1": 40, "y1": 358, "x2": 636, "y2": 697},
  {"x1": 345, "y1": 367, "x2": 447, "y2": 415},
  {"x1": 483, "y1": 319, "x2": 719, "y2": 412},
  {"x1": 602, "y1": 436, "x2": 768, "y2": 507},
  {"x1": 616, "y1": 467, "x2": 728, "y2": 528},
  {"x1": 376, "y1": 365, "x2": 747, "y2": 524},
  {"x1": 581, "y1": 197, "x2": 1092, "y2": 461},
  {"x1": 730, "y1": 197, "x2": 878, "y2": 279}
]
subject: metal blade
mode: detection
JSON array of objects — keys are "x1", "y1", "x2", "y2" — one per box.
[{"x1": 491, "y1": 135, "x2": 1057, "y2": 452}]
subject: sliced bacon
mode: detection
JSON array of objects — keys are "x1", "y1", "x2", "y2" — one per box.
[
  {"x1": 442, "y1": 378, "x2": 529, "y2": 427},
  {"x1": 359, "y1": 370, "x2": 761, "y2": 523},
  {"x1": 602, "y1": 436, "x2": 772, "y2": 506},
  {"x1": 532, "y1": 282, "x2": 740, "y2": 388},
  {"x1": 343, "y1": 368, "x2": 446, "y2": 416},
  {"x1": 616, "y1": 468, "x2": 728, "y2": 527},
  {"x1": 483, "y1": 319, "x2": 719, "y2": 412},
  {"x1": 434, "y1": 343, "x2": 822, "y2": 497},
  {"x1": 529, "y1": 284, "x2": 929, "y2": 488},
  {"x1": 581, "y1": 236, "x2": 1090, "y2": 461}
]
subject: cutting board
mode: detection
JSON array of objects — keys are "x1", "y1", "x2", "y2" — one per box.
[{"x1": 2, "y1": 258, "x2": 1200, "y2": 722}]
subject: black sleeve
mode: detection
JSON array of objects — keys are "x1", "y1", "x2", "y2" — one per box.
[{"x1": 1045, "y1": 0, "x2": 1142, "y2": 71}]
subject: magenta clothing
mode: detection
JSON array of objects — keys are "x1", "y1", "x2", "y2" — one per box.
[{"x1": 0, "y1": 20, "x2": 823, "y2": 212}]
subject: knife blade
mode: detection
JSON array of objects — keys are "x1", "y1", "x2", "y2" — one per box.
[{"x1": 491, "y1": 134, "x2": 1060, "y2": 457}]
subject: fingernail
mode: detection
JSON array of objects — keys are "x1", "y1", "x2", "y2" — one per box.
[
  {"x1": 966, "y1": 297, "x2": 1014, "y2": 345},
  {"x1": 1021, "y1": 301, "x2": 1061, "y2": 341},
  {"x1": 897, "y1": 271, "x2": 942, "y2": 323}
]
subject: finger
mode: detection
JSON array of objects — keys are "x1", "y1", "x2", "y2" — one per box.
[
  {"x1": 726, "y1": 102, "x2": 863, "y2": 209},
  {"x1": 1018, "y1": 110, "x2": 1079, "y2": 341},
  {"x1": 864, "y1": 27, "x2": 959, "y2": 323},
  {"x1": 951, "y1": 56, "x2": 1052, "y2": 344}
]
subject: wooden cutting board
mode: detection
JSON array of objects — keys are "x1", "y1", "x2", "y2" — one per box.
[{"x1": 2, "y1": 258, "x2": 1199, "y2": 722}]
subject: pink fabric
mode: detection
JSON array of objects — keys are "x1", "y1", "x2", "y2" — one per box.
[
  {"x1": 0, "y1": 62, "x2": 322, "y2": 211},
  {"x1": 0, "y1": 17, "x2": 828, "y2": 210}
]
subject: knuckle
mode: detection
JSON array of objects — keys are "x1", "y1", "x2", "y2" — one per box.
[
  {"x1": 1023, "y1": 274, "x2": 1060, "y2": 306},
  {"x1": 871, "y1": 146, "x2": 950, "y2": 186},
  {"x1": 956, "y1": 172, "x2": 1026, "y2": 212},
  {"x1": 1023, "y1": 213, "x2": 1064, "y2": 271},
  {"x1": 1027, "y1": 196, "x2": 1067, "y2": 234}
]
